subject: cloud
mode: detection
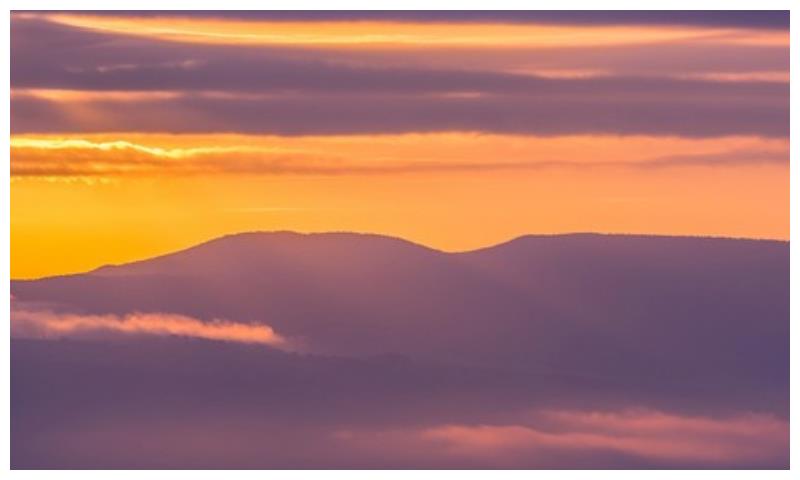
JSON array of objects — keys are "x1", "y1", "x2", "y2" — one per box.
[
  {"x1": 17, "y1": 11, "x2": 790, "y2": 29},
  {"x1": 639, "y1": 148, "x2": 789, "y2": 168},
  {"x1": 11, "y1": 300, "x2": 289, "y2": 347},
  {"x1": 11, "y1": 25, "x2": 788, "y2": 98},
  {"x1": 27, "y1": 12, "x2": 788, "y2": 48},
  {"x1": 10, "y1": 91, "x2": 789, "y2": 138},
  {"x1": 10, "y1": 15, "x2": 788, "y2": 138},
  {"x1": 13, "y1": 15, "x2": 790, "y2": 79},
  {"x1": 336, "y1": 408, "x2": 789, "y2": 468},
  {"x1": 10, "y1": 331, "x2": 791, "y2": 468},
  {"x1": 11, "y1": 16, "x2": 789, "y2": 88},
  {"x1": 10, "y1": 133, "x2": 788, "y2": 178},
  {"x1": 12, "y1": 42, "x2": 788, "y2": 98}
]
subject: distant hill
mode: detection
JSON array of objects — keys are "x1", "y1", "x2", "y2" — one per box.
[
  {"x1": 10, "y1": 232, "x2": 789, "y2": 468},
  {"x1": 11, "y1": 232, "x2": 788, "y2": 384}
]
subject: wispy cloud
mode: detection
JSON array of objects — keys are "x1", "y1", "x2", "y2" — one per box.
[
  {"x1": 10, "y1": 13, "x2": 788, "y2": 138},
  {"x1": 32, "y1": 12, "x2": 788, "y2": 48},
  {"x1": 10, "y1": 133, "x2": 788, "y2": 178},
  {"x1": 11, "y1": 300, "x2": 289, "y2": 347},
  {"x1": 336, "y1": 408, "x2": 789, "y2": 467}
]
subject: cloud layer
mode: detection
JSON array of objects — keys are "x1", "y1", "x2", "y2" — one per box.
[
  {"x1": 10, "y1": 13, "x2": 789, "y2": 137},
  {"x1": 11, "y1": 335, "x2": 789, "y2": 469},
  {"x1": 10, "y1": 133, "x2": 789, "y2": 178},
  {"x1": 11, "y1": 300, "x2": 288, "y2": 347},
  {"x1": 339, "y1": 409, "x2": 788, "y2": 467}
]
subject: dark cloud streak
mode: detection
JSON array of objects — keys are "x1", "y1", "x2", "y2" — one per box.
[
  {"x1": 11, "y1": 18, "x2": 789, "y2": 95},
  {"x1": 11, "y1": 92, "x2": 789, "y2": 137},
  {"x1": 16, "y1": 10, "x2": 790, "y2": 29},
  {"x1": 10, "y1": 16, "x2": 789, "y2": 138}
]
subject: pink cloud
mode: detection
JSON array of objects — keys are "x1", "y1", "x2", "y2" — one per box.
[
  {"x1": 11, "y1": 301, "x2": 289, "y2": 348},
  {"x1": 335, "y1": 408, "x2": 788, "y2": 467}
]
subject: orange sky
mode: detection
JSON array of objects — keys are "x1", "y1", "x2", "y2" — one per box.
[
  {"x1": 10, "y1": 12, "x2": 789, "y2": 278},
  {"x1": 11, "y1": 132, "x2": 788, "y2": 278},
  {"x1": 33, "y1": 13, "x2": 789, "y2": 48}
]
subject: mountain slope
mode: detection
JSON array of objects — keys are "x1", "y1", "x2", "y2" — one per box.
[
  {"x1": 10, "y1": 232, "x2": 789, "y2": 468},
  {"x1": 11, "y1": 232, "x2": 788, "y2": 401}
]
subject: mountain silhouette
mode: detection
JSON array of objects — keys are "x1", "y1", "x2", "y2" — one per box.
[
  {"x1": 11, "y1": 231, "x2": 788, "y2": 385},
  {"x1": 10, "y1": 232, "x2": 789, "y2": 468}
]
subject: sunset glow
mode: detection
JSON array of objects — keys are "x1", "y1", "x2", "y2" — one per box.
[
  {"x1": 11, "y1": 130, "x2": 788, "y2": 277},
  {"x1": 11, "y1": 8, "x2": 789, "y2": 276},
  {"x1": 9, "y1": 10, "x2": 790, "y2": 470},
  {"x1": 36, "y1": 13, "x2": 789, "y2": 48}
]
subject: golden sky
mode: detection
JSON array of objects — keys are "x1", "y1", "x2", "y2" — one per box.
[{"x1": 10, "y1": 12, "x2": 789, "y2": 278}]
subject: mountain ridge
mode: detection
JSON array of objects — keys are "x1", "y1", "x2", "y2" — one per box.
[
  {"x1": 12, "y1": 230, "x2": 789, "y2": 282},
  {"x1": 11, "y1": 230, "x2": 788, "y2": 376},
  {"x1": 11, "y1": 227, "x2": 789, "y2": 455}
]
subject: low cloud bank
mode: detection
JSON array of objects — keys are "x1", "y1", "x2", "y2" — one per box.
[
  {"x1": 11, "y1": 300, "x2": 288, "y2": 347},
  {"x1": 336, "y1": 409, "x2": 789, "y2": 468}
]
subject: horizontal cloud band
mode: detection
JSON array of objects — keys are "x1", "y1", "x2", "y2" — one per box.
[
  {"x1": 335, "y1": 408, "x2": 788, "y2": 468},
  {"x1": 16, "y1": 11, "x2": 790, "y2": 29},
  {"x1": 12, "y1": 17, "x2": 790, "y2": 85},
  {"x1": 10, "y1": 15, "x2": 788, "y2": 137},
  {"x1": 11, "y1": 303, "x2": 288, "y2": 347},
  {"x1": 10, "y1": 133, "x2": 788, "y2": 177},
  {"x1": 11, "y1": 92, "x2": 789, "y2": 137}
]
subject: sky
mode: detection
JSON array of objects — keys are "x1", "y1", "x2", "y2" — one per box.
[
  {"x1": 9, "y1": 12, "x2": 791, "y2": 469},
  {"x1": 10, "y1": 11, "x2": 790, "y2": 278}
]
